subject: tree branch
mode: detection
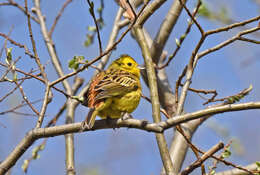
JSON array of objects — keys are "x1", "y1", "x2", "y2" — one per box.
[
  {"x1": 214, "y1": 163, "x2": 259, "y2": 175},
  {"x1": 1, "y1": 101, "x2": 260, "y2": 174},
  {"x1": 134, "y1": 26, "x2": 174, "y2": 175},
  {"x1": 180, "y1": 142, "x2": 224, "y2": 175}
]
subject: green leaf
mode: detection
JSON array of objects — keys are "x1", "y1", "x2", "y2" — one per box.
[
  {"x1": 175, "y1": 38, "x2": 180, "y2": 47},
  {"x1": 13, "y1": 72, "x2": 17, "y2": 81},
  {"x1": 5, "y1": 48, "x2": 13, "y2": 65},
  {"x1": 89, "y1": 7, "x2": 94, "y2": 15},
  {"x1": 72, "y1": 96, "x2": 84, "y2": 103},
  {"x1": 68, "y1": 56, "x2": 85, "y2": 70},
  {"x1": 256, "y1": 161, "x2": 260, "y2": 169},
  {"x1": 90, "y1": 1, "x2": 94, "y2": 8},
  {"x1": 68, "y1": 57, "x2": 76, "y2": 69},
  {"x1": 84, "y1": 34, "x2": 94, "y2": 47},
  {"x1": 32, "y1": 147, "x2": 38, "y2": 159},
  {"x1": 209, "y1": 170, "x2": 216, "y2": 175},
  {"x1": 180, "y1": 34, "x2": 186, "y2": 42},
  {"x1": 198, "y1": 3, "x2": 211, "y2": 18},
  {"x1": 39, "y1": 144, "x2": 45, "y2": 150},
  {"x1": 88, "y1": 26, "x2": 97, "y2": 32},
  {"x1": 221, "y1": 146, "x2": 231, "y2": 158},
  {"x1": 22, "y1": 159, "x2": 29, "y2": 173},
  {"x1": 97, "y1": 7, "x2": 102, "y2": 13},
  {"x1": 256, "y1": 162, "x2": 260, "y2": 175},
  {"x1": 226, "y1": 97, "x2": 234, "y2": 104},
  {"x1": 97, "y1": 18, "x2": 105, "y2": 28}
]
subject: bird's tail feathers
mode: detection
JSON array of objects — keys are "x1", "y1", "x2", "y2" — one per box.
[{"x1": 83, "y1": 108, "x2": 97, "y2": 130}]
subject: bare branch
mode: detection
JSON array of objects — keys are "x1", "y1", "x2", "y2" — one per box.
[
  {"x1": 2, "y1": 101, "x2": 260, "y2": 174},
  {"x1": 198, "y1": 26, "x2": 260, "y2": 59},
  {"x1": 0, "y1": 0, "x2": 39, "y2": 23},
  {"x1": 150, "y1": 0, "x2": 188, "y2": 64},
  {"x1": 24, "y1": 0, "x2": 48, "y2": 83},
  {"x1": 205, "y1": 15, "x2": 260, "y2": 36},
  {"x1": 237, "y1": 36, "x2": 260, "y2": 44},
  {"x1": 86, "y1": 0, "x2": 103, "y2": 54},
  {"x1": 178, "y1": 0, "x2": 204, "y2": 34},
  {"x1": 0, "y1": 33, "x2": 35, "y2": 58},
  {"x1": 33, "y1": 0, "x2": 72, "y2": 93},
  {"x1": 49, "y1": 0, "x2": 73, "y2": 37},
  {"x1": 180, "y1": 142, "x2": 224, "y2": 175},
  {"x1": 49, "y1": 2, "x2": 148, "y2": 87},
  {"x1": 14, "y1": 80, "x2": 40, "y2": 116},
  {"x1": 215, "y1": 163, "x2": 259, "y2": 175},
  {"x1": 157, "y1": 0, "x2": 202, "y2": 69},
  {"x1": 134, "y1": 26, "x2": 174, "y2": 175}
]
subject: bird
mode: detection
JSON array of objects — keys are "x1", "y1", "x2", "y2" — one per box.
[{"x1": 81, "y1": 54, "x2": 142, "y2": 130}]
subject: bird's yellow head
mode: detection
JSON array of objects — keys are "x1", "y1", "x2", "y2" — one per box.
[{"x1": 108, "y1": 55, "x2": 140, "y2": 78}]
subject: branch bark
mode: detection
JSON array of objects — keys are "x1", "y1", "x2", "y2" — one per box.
[
  {"x1": 1, "y1": 101, "x2": 260, "y2": 174},
  {"x1": 134, "y1": 26, "x2": 175, "y2": 175}
]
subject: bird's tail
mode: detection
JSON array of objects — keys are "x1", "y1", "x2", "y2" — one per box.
[{"x1": 81, "y1": 108, "x2": 97, "y2": 130}]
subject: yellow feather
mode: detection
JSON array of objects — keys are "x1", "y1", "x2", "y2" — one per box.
[{"x1": 82, "y1": 55, "x2": 142, "y2": 129}]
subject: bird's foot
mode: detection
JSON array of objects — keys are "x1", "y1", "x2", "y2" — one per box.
[
  {"x1": 80, "y1": 121, "x2": 91, "y2": 132},
  {"x1": 121, "y1": 113, "x2": 133, "y2": 120}
]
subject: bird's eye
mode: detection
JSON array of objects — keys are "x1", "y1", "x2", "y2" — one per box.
[{"x1": 127, "y1": 62, "x2": 132, "y2": 66}]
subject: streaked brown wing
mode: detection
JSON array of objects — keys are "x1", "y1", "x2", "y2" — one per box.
[
  {"x1": 94, "y1": 69, "x2": 139, "y2": 100},
  {"x1": 83, "y1": 69, "x2": 139, "y2": 108},
  {"x1": 83, "y1": 71, "x2": 105, "y2": 108}
]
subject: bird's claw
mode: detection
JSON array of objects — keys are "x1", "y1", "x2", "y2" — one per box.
[
  {"x1": 121, "y1": 113, "x2": 133, "y2": 120},
  {"x1": 80, "y1": 121, "x2": 91, "y2": 132}
]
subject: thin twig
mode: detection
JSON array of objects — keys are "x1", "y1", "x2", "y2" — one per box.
[
  {"x1": 178, "y1": 83, "x2": 218, "y2": 105},
  {"x1": 180, "y1": 142, "x2": 224, "y2": 175},
  {"x1": 49, "y1": 0, "x2": 73, "y2": 37},
  {"x1": 198, "y1": 27, "x2": 260, "y2": 60},
  {"x1": 178, "y1": 0, "x2": 204, "y2": 34},
  {"x1": 149, "y1": 0, "x2": 188, "y2": 65},
  {"x1": 0, "y1": 0, "x2": 39, "y2": 23},
  {"x1": 0, "y1": 99, "x2": 42, "y2": 115},
  {"x1": 175, "y1": 65, "x2": 187, "y2": 105},
  {"x1": 0, "y1": 62, "x2": 79, "y2": 102},
  {"x1": 0, "y1": 25, "x2": 14, "y2": 58},
  {"x1": 24, "y1": 0, "x2": 48, "y2": 83},
  {"x1": 36, "y1": 85, "x2": 51, "y2": 128},
  {"x1": 205, "y1": 15, "x2": 260, "y2": 36},
  {"x1": 136, "y1": 0, "x2": 166, "y2": 26},
  {"x1": 141, "y1": 94, "x2": 170, "y2": 118},
  {"x1": 0, "y1": 32, "x2": 35, "y2": 58},
  {"x1": 33, "y1": 0, "x2": 71, "y2": 93},
  {"x1": 86, "y1": 0, "x2": 103, "y2": 54},
  {"x1": 237, "y1": 36, "x2": 260, "y2": 44},
  {"x1": 157, "y1": 0, "x2": 202, "y2": 69},
  {"x1": 49, "y1": 2, "x2": 148, "y2": 87},
  {"x1": 14, "y1": 80, "x2": 40, "y2": 116},
  {"x1": 22, "y1": 77, "x2": 83, "y2": 173}
]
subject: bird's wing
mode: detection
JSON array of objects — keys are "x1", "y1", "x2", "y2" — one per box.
[
  {"x1": 94, "y1": 70, "x2": 139, "y2": 100},
  {"x1": 83, "y1": 70, "x2": 139, "y2": 108}
]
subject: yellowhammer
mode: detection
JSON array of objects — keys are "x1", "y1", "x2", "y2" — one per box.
[{"x1": 81, "y1": 54, "x2": 142, "y2": 129}]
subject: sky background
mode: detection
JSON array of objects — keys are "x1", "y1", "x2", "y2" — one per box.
[{"x1": 0, "y1": 0, "x2": 260, "y2": 174}]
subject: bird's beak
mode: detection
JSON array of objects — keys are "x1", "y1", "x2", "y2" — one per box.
[{"x1": 137, "y1": 65, "x2": 145, "y2": 70}]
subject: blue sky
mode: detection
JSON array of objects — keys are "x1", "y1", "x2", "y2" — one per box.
[{"x1": 0, "y1": 0, "x2": 260, "y2": 174}]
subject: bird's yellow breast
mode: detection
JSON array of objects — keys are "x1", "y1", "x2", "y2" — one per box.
[{"x1": 97, "y1": 88, "x2": 141, "y2": 119}]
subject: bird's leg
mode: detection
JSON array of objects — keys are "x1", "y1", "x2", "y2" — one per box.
[
  {"x1": 80, "y1": 121, "x2": 91, "y2": 132},
  {"x1": 121, "y1": 112, "x2": 133, "y2": 120}
]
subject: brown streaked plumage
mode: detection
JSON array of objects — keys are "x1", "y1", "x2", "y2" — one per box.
[{"x1": 81, "y1": 55, "x2": 142, "y2": 130}]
